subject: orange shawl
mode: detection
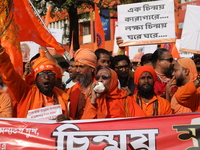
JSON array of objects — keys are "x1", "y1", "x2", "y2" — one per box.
[{"x1": 82, "y1": 68, "x2": 145, "y2": 119}]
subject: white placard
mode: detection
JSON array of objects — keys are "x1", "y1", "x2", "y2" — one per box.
[
  {"x1": 117, "y1": 0, "x2": 175, "y2": 46},
  {"x1": 176, "y1": 39, "x2": 193, "y2": 58},
  {"x1": 129, "y1": 45, "x2": 157, "y2": 62},
  {"x1": 20, "y1": 41, "x2": 40, "y2": 62},
  {"x1": 27, "y1": 104, "x2": 62, "y2": 120},
  {"x1": 180, "y1": 5, "x2": 200, "y2": 54}
]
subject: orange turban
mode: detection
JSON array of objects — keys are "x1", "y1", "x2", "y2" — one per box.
[
  {"x1": 134, "y1": 66, "x2": 157, "y2": 85},
  {"x1": 55, "y1": 65, "x2": 63, "y2": 79},
  {"x1": 74, "y1": 48, "x2": 97, "y2": 69},
  {"x1": 177, "y1": 58, "x2": 198, "y2": 81},
  {"x1": 32, "y1": 51, "x2": 58, "y2": 78}
]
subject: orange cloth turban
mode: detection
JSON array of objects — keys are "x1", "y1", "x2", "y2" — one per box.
[
  {"x1": 134, "y1": 66, "x2": 157, "y2": 85},
  {"x1": 177, "y1": 58, "x2": 198, "y2": 81},
  {"x1": 74, "y1": 48, "x2": 97, "y2": 69},
  {"x1": 32, "y1": 51, "x2": 58, "y2": 78}
]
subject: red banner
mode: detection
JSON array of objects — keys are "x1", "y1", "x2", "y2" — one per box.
[{"x1": 1, "y1": 113, "x2": 200, "y2": 149}]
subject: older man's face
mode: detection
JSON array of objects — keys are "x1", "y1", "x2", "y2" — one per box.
[{"x1": 76, "y1": 64, "x2": 94, "y2": 88}]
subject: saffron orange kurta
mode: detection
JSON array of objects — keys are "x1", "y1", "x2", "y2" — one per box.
[
  {"x1": 132, "y1": 94, "x2": 172, "y2": 116},
  {"x1": 173, "y1": 81, "x2": 200, "y2": 112},
  {"x1": 0, "y1": 50, "x2": 69, "y2": 118}
]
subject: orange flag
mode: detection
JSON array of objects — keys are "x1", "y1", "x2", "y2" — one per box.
[
  {"x1": 0, "y1": 0, "x2": 23, "y2": 76},
  {"x1": 94, "y1": 4, "x2": 105, "y2": 49},
  {"x1": 13, "y1": 0, "x2": 64, "y2": 55},
  {"x1": 45, "y1": 6, "x2": 52, "y2": 27}
]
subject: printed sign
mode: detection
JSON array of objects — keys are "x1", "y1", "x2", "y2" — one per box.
[
  {"x1": 27, "y1": 104, "x2": 62, "y2": 120},
  {"x1": 117, "y1": 0, "x2": 175, "y2": 46},
  {"x1": 180, "y1": 5, "x2": 200, "y2": 54},
  {"x1": 1, "y1": 113, "x2": 200, "y2": 149}
]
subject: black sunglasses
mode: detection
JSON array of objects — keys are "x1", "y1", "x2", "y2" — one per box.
[
  {"x1": 38, "y1": 71, "x2": 56, "y2": 77},
  {"x1": 95, "y1": 75, "x2": 110, "y2": 80},
  {"x1": 160, "y1": 58, "x2": 174, "y2": 63}
]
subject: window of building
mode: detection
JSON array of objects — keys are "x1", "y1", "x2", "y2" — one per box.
[{"x1": 82, "y1": 21, "x2": 90, "y2": 35}]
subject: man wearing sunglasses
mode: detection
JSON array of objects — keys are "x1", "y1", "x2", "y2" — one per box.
[
  {"x1": 0, "y1": 44, "x2": 69, "y2": 118},
  {"x1": 151, "y1": 48, "x2": 175, "y2": 98},
  {"x1": 111, "y1": 55, "x2": 135, "y2": 96}
]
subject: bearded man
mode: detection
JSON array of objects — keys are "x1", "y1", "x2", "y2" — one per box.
[
  {"x1": 171, "y1": 58, "x2": 200, "y2": 114},
  {"x1": 66, "y1": 48, "x2": 97, "y2": 119},
  {"x1": 151, "y1": 48, "x2": 175, "y2": 97},
  {"x1": 0, "y1": 44, "x2": 69, "y2": 118},
  {"x1": 132, "y1": 65, "x2": 172, "y2": 116}
]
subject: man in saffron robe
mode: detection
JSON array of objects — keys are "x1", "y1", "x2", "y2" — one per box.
[
  {"x1": 171, "y1": 58, "x2": 200, "y2": 113},
  {"x1": 132, "y1": 66, "x2": 172, "y2": 116},
  {"x1": 66, "y1": 48, "x2": 97, "y2": 119},
  {"x1": 0, "y1": 44, "x2": 69, "y2": 118}
]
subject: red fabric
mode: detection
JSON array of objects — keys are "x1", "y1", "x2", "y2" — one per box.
[
  {"x1": 13, "y1": 0, "x2": 64, "y2": 55},
  {"x1": 134, "y1": 66, "x2": 157, "y2": 85},
  {"x1": 94, "y1": 4, "x2": 105, "y2": 49}
]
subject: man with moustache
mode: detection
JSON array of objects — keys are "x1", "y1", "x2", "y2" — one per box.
[
  {"x1": 0, "y1": 44, "x2": 69, "y2": 118},
  {"x1": 111, "y1": 55, "x2": 135, "y2": 96},
  {"x1": 67, "y1": 48, "x2": 97, "y2": 119},
  {"x1": 151, "y1": 48, "x2": 175, "y2": 97},
  {"x1": 132, "y1": 65, "x2": 172, "y2": 116},
  {"x1": 171, "y1": 58, "x2": 200, "y2": 114},
  {"x1": 95, "y1": 48, "x2": 111, "y2": 69}
]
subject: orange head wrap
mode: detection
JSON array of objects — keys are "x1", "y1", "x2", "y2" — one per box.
[
  {"x1": 32, "y1": 51, "x2": 58, "y2": 78},
  {"x1": 55, "y1": 65, "x2": 63, "y2": 79},
  {"x1": 177, "y1": 58, "x2": 198, "y2": 81},
  {"x1": 74, "y1": 48, "x2": 97, "y2": 69},
  {"x1": 134, "y1": 66, "x2": 157, "y2": 85}
]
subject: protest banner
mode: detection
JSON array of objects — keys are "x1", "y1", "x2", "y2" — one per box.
[
  {"x1": 117, "y1": 0, "x2": 175, "y2": 47},
  {"x1": 180, "y1": 5, "x2": 200, "y2": 54},
  {"x1": 27, "y1": 104, "x2": 62, "y2": 120},
  {"x1": 1, "y1": 113, "x2": 200, "y2": 149},
  {"x1": 175, "y1": 39, "x2": 193, "y2": 58},
  {"x1": 179, "y1": 0, "x2": 200, "y2": 29}
]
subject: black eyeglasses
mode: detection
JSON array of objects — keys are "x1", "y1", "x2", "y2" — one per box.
[
  {"x1": 160, "y1": 58, "x2": 174, "y2": 63},
  {"x1": 38, "y1": 71, "x2": 56, "y2": 78},
  {"x1": 115, "y1": 65, "x2": 129, "y2": 70},
  {"x1": 95, "y1": 75, "x2": 110, "y2": 80}
]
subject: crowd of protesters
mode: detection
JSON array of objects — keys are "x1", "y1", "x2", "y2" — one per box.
[{"x1": 0, "y1": 36, "x2": 200, "y2": 121}]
